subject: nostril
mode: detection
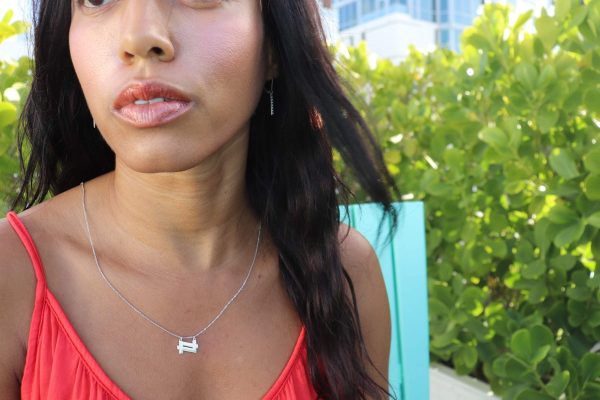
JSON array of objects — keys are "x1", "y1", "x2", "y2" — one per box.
[{"x1": 151, "y1": 47, "x2": 164, "y2": 56}]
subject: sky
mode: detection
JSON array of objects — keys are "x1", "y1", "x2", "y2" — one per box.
[{"x1": 0, "y1": 0, "x2": 33, "y2": 60}]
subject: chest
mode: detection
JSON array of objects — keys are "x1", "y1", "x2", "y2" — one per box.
[
  {"x1": 74, "y1": 306, "x2": 302, "y2": 399},
  {"x1": 23, "y1": 242, "x2": 306, "y2": 399}
]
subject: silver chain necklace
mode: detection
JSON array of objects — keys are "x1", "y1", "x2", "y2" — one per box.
[{"x1": 80, "y1": 182, "x2": 262, "y2": 355}]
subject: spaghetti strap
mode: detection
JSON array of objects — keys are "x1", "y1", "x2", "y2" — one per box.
[{"x1": 6, "y1": 211, "x2": 47, "y2": 287}]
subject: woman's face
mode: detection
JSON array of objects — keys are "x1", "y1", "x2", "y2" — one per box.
[{"x1": 69, "y1": 0, "x2": 270, "y2": 173}]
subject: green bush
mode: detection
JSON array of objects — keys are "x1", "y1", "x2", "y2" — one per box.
[
  {"x1": 0, "y1": 9, "x2": 31, "y2": 214},
  {"x1": 334, "y1": 1, "x2": 600, "y2": 398}
]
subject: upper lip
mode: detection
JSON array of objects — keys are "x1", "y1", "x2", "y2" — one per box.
[{"x1": 113, "y1": 81, "x2": 192, "y2": 110}]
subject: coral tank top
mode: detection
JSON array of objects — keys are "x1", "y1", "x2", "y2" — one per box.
[{"x1": 6, "y1": 211, "x2": 317, "y2": 400}]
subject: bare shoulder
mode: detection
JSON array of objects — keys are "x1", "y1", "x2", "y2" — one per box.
[
  {"x1": 337, "y1": 223, "x2": 387, "y2": 306},
  {"x1": 0, "y1": 213, "x2": 37, "y2": 398},
  {"x1": 337, "y1": 223, "x2": 391, "y2": 392}
]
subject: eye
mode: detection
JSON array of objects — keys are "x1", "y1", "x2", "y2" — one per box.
[
  {"x1": 79, "y1": 0, "x2": 115, "y2": 8},
  {"x1": 181, "y1": 0, "x2": 224, "y2": 8},
  {"x1": 76, "y1": 0, "x2": 223, "y2": 10}
]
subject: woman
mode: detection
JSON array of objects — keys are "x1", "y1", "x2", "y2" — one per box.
[{"x1": 0, "y1": 0, "x2": 399, "y2": 398}]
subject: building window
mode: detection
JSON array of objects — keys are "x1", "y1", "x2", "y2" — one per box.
[
  {"x1": 438, "y1": 29, "x2": 451, "y2": 48},
  {"x1": 451, "y1": 0, "x2": 481, "y2": 25},
  {"x1": 339, "y1": 2, "x2": 358, "y2": 30},
  {"x1": 361, "y1": 0, "x2": 377, "y2": 15},
  {"x1": 413, "y1": 0, "x2": 435, "y2": 21},
  {"x1": 390, "y1": 0, "x2": 408, "y2": 13}
]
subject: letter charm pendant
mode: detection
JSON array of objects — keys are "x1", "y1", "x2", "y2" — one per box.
[{"x1": 177, "y1": 337, "x2": 199, "y2": 354}]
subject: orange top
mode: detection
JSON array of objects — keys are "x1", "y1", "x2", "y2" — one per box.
[{"x1": 6, "y1": 211, "x2": 317, "y2": 400}]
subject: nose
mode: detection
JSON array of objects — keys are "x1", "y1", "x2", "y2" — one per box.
[{"x1": 118, "y1": 0, "x2": 175, "y2": 64}]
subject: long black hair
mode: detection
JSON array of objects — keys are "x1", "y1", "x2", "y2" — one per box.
[{"x1": 13, "y1": 0, "x2": 400, "y2": 398}]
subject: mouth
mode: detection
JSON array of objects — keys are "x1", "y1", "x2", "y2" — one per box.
[{"x1": 112, "y1": 81, "x2": 193, "y2": 128}]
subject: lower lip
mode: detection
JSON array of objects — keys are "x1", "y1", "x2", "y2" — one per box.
[{"x1": 113, "y1": 101, "x2": 193, "y2": 128}]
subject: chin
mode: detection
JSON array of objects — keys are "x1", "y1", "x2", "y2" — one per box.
[{"x1": 118, "y1": 148, "x2": 207, "y2": 174}]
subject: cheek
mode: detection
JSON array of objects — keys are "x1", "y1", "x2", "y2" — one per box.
[
  {"x1": 69, "y1": 23, "x2": 111, "y2": 114},
  {"x1": 187, "y1": 16, "x2": 267, "y2": 110},
  {"x1": 69, "y1": 25, "x2": 90, "y2": 95}
]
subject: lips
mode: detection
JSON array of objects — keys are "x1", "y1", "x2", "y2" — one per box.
[
  {"x1": 112, "y1": 81, "x2": 193, "y2": 128},
  {"x1": 113, "y1": 81, "x2": 192, "y2": 109}
]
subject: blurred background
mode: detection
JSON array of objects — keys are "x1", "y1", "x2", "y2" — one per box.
[{"x1": 0, "y1": 0, "x2": 30, "y2": 60}]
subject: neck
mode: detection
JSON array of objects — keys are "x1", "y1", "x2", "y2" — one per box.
[{"x1": 86, "y1": 145, "x2": 262, "y2": 276}]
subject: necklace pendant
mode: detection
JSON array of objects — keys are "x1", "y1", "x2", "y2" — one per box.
[{"x1": 177, "y1": 337, "x2": 199, "y2": 354}]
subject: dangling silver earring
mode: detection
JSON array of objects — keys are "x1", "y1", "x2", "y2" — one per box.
[
  {"x1": 93, "y1": 120, "x2": 96, "y2": 129},
  {"x1": 266, "y1": 79, "x2": 274, "y2": 116}
]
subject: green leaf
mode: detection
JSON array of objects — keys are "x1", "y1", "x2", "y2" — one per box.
[
  {"x1": 587, "y1": 212, "x2": 600, "y2": 228},
  {"x1": 580, "y1": 17, "x2": 600, "y2": 46},
  {"x1": 569, "y1": 6, "x2": 588, "y2": 28},
  {"x1": 515, "y1": 62, "x2": 538, "y2": 91},
  {"x1": 538, "y1": 65, "x2": 557, "y2": 88},
  {"x1": 528, "y1": 280, "x2": 549, "y2": 304},
  {"x1": 516, "y1": 239, "x2": 535, "y2": 263},
  {"x1": 492, "y1": 354, "x2": 510, "y2": 378},
  {"x1": 534, "y1": 219, "x2": 552, "y2": 256},
  {"x1": 588, "y1": 310, "x2": 600, "y2": 327},
  {"x1": 549, "y1": 148, "x2": 579, "y2": 179},
  {"x1": 567, "y1": 271, "x2": 593, "y2": 301},
  {"x1": 522, "y1": 260, "x2": 547, "y2": 279},
  {"x1": 501, "y1": 116, "x2": 523, "y2": 149},
  {"x1": 593, "y1": 233, "x2": 600, "y2": 261},
  {"x1": 453, "y1": 344, "x2": 478, "y2": 373},
  {"x1": 547, "y1": 204, "x2": 578, "y2": 225},
  {"x1": 431, "y1": 325, "x2": 459, "y2": 348},
  {"x1": 478, "y1": 127, "x2": 509, "y2": 149},
  {"x1": 531, "y1": 325, "x2": 554, "y2": 353},
  {"x1": 1, "y1": 10, "x2": 14, "y2": 25},
  {"x1": 510, "y1": 325, "x2": 554, "y2": 366},
  {"x1": 546, "y1": 370, "x2": 570, "y2": 397},
  {"x1": 514, "y1": 10, "x2": 534, "y2": 32},
  {"x1": 464, "y1": 32, "x2": 492, "y2": 51},
  {"x1": 535, "y1": 11, "x2": 560, "y2": 50},
  {"x1": 580, "y1": 353, "x2": 600, "y2": 382},
  {"x1": 584, "y1": 148, "x2": 600, "y2": 173},
  {"x1": 384, "y1": 149, "x2": 401, "y2": 164},
  {"x1": 555, "y1": 0, "x2": 571, "y2": 22},
  {"x1": 584, "y1": 174, "x2": 600, "y2": 200},
  {"x1": 10, "y1": 21, "x2": 30, "y2": 36},
  {"x1": 584, "y1": 87, "x2": 600, "y2": 114},
  {"x1": 537, "y1": 108, "x2": 559, "y2": 133},
  {"x1": 567, "y1": 286, "x2": 592, "y2": 301},
  {"x1": 568, "y1": 299, "x2": 588, "y2": 327},
  {"x1": 511, "y1": 329, "x2": 532, "y2": 361},
  {"x1": 515, "y1": 389, "x2": 555, "y2": 400},
  {"x1": 550, "y1": 255, "x2": 577, "y2": 271},
  {"x1": 0, "y1": 101, "x2": 17, "y2": 129},
  {"x1": 481, "y1": 238, "x2": 504, "y2": 259},
  {"x1": 554, "y1": 220, "x2": 585, "y2": 247}
]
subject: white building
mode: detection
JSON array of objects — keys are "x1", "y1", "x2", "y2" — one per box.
[
  {"x1": 333, "y1": 0, "x2": 554, "y2": 63},
  {"x1": 319, "y1": 0, "x2": 341, "y2": 43},
  {"x1": 336, "y1": 4, "x2": 437, "y2": 62}
]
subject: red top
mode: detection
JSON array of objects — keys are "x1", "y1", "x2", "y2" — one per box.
[{"x1": 6, "y1": 211, "x2": 317, "y2": 400}]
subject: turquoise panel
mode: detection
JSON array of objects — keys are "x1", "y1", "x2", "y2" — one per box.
[{"x1": 339, "y1": 202, "x2": 429, "y2": 400}]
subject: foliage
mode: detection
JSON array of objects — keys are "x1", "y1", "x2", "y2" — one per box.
[
  {"x1": 334, "y1": 1, "x2": 600, "y2": 398},
  {"x1": 0, "y1": 9, "x2": 31, "y2": 214}
]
